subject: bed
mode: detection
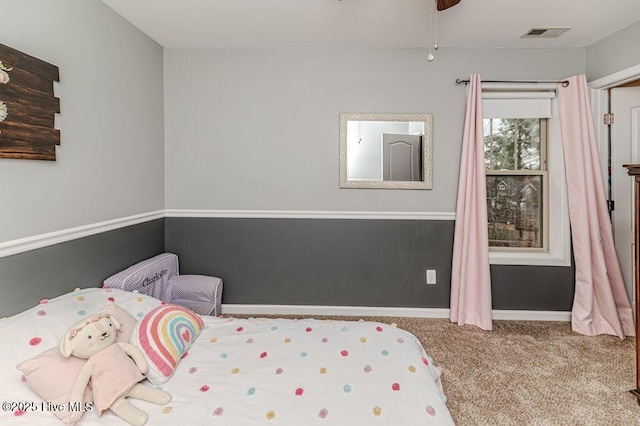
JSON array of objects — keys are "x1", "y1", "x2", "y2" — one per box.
[{"x1": 0, "y1": 288, "x2": 454, "y2": 425}]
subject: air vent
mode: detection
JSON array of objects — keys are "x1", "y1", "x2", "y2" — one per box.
[{"x1": 521, "y1": 27, "x2": 571, "y2": 38}]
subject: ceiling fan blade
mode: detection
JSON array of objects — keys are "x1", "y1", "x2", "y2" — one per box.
[{"x1": 436, "y1": 0, "x2": 461, "y2": 11}]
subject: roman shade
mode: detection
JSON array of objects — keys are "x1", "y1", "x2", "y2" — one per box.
[{"x1": 483, "y1": 92, "x2": 555, "y2": 119}]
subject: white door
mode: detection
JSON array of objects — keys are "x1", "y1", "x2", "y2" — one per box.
[
  {"x1": 611, "y1": 86, "x2": 640, "y2": 307},
  {"x1": 381, "y1": 134, "x2": 421, "y2": 181}
]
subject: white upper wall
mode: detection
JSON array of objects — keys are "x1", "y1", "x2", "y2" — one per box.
[
  {"x1": 164, "y1": 47, "x2": 584, "y2": 213},
  {"x1": 0, "y1": 0, "x2": 164, "y2": 243},
  {"x1": 5, "y1": 0, "x2": 635, "y2": 244},
  {"x1": 586, "y1": 21, "x2": 640, "y2": 81},
  {"x1": 586, "y1": 20, "x2": 640, "y2": 81}
]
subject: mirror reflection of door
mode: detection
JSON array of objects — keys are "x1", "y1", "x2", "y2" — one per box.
[{"x1": 382, "y1": 134, "x2": 422, "y2": 181}]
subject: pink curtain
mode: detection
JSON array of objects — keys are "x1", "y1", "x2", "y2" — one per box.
[
  {"x1": 557, "y1": 75, "x2": 635, "y2": 339},
  {"x1": 450, "y1": 74, "x2": 493, "y2": 330}
]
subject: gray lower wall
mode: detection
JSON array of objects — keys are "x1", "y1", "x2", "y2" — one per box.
[
  {"x1": 165, "y1": 217, "x2": 575, "y2": 311},
  {"x1": 491, "y1": 264, "x2": 574, "y2": 311},
  {"x1": 0, "y1": 219, "x2": 165, "y2": 317},
  {"x1": 0, "y1": 217, "x2": 575, "y2": 316}
]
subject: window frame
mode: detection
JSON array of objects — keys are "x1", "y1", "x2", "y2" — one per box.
[{"x1": 484, "y1": 97, "x2": 571, "y2": 267}]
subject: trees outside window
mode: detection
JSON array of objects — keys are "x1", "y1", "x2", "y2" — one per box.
[{"x1": 484, "y1": 118, "x2": 547, "y2": 249}]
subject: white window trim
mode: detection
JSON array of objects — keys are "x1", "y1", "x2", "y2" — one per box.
[{"x1": 488, "y1": 97, "x2": 571, "y2": 266}]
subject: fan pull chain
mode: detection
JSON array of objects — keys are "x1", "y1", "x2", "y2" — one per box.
[
  {"x1": 427, "y1": 2, "x2": 434, "y2": 62},
  {"x1": 434, "y1": 0, "x2": 439, "y2": 50}
]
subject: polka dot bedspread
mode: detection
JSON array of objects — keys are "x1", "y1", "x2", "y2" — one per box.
[{"x1": 0, "y1": 288, "x2": 455, "y2": 425}]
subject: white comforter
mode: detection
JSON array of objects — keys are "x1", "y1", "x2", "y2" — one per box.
[{"x1": 0, "y1": 288, "x2": 454, "y2": 425}]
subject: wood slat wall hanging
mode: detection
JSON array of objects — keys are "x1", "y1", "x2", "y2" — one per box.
[{"x1": 0, "y1": 43, "x2": 60, "y2": 161}]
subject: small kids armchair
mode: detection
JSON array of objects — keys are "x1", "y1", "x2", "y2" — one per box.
[{"x1": 103, "y1": 253, "x2": 223, "y2": 316}]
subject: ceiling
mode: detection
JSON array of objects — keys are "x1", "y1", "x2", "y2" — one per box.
[{"x1": 101, "y1": 0, "x2": 640, "y2": 49}]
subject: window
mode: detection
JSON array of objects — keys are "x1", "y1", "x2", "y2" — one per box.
[
  {"x1": 484, "y1": 118, "x2": 547, "y2": 250},
  {"x1": 481, "y1": 87, "x2": 570, "y2": 266}
]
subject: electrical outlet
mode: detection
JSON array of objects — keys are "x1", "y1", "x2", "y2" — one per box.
[{"x1": 426, "y1": 269, "x2": 437, "y2": 285}]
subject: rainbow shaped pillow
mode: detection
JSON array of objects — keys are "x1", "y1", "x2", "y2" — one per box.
[{"x1": 131, "y1": 304, "x2": 204, "y2": 384}]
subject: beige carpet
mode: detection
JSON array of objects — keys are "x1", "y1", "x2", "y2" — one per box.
[{"x1": 237, "y1": 314, "x2": 638, "y2": 425}]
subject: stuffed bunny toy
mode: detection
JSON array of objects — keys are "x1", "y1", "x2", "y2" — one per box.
[{"x1": 59, "y1": 312, "x2": 171, "y2": 425}]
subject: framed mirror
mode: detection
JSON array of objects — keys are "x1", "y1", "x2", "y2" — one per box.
[{"x1": 339, "y1": 112, "x2": 433, "y2": 189}]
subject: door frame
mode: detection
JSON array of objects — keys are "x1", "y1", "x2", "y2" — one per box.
[
  {"x1": 589, "y1": 64, "x2": 640, "y2": 181},
  {"x1": 589, "y1": 63, "x2": 640, "y2": 311}
]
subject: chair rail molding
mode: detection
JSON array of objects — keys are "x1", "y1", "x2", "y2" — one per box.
[
  {"x1": 164, "y1": 209, "x2": 456, "y2": 221},
  {"x1": 0, "y1": 209, "x2": 456, "y2": 258},
  {"x1": 0, "y1": 210, "x2": 165, "y2": 258}
]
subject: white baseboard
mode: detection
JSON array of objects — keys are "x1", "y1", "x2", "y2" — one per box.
[
  {"x1": 492, "y1": 309, "x2": 571, "y2": 321},
  {"x1": 0, "y1": 210, "x2": 165, "y2": 258},
  {"x1": 221, "y1": 304, "x2": 571, "y2": 322}
]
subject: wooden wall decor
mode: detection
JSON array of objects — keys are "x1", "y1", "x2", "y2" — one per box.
[{"x1": 0, "y1": 43, "x2": 60, "y2": 161}]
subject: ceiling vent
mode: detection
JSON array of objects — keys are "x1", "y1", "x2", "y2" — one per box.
[{"x1": 521, "y1": 27, "x2": 571, "y2": 38}]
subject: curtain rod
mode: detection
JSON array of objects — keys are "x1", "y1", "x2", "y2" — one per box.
[{"x1": 455, "y1": 79, "x2": 570, "y2": 87}]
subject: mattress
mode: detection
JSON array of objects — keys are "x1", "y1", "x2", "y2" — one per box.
[{"x1": 0, "y1": 288, "x2": 454, "y2": 425}]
